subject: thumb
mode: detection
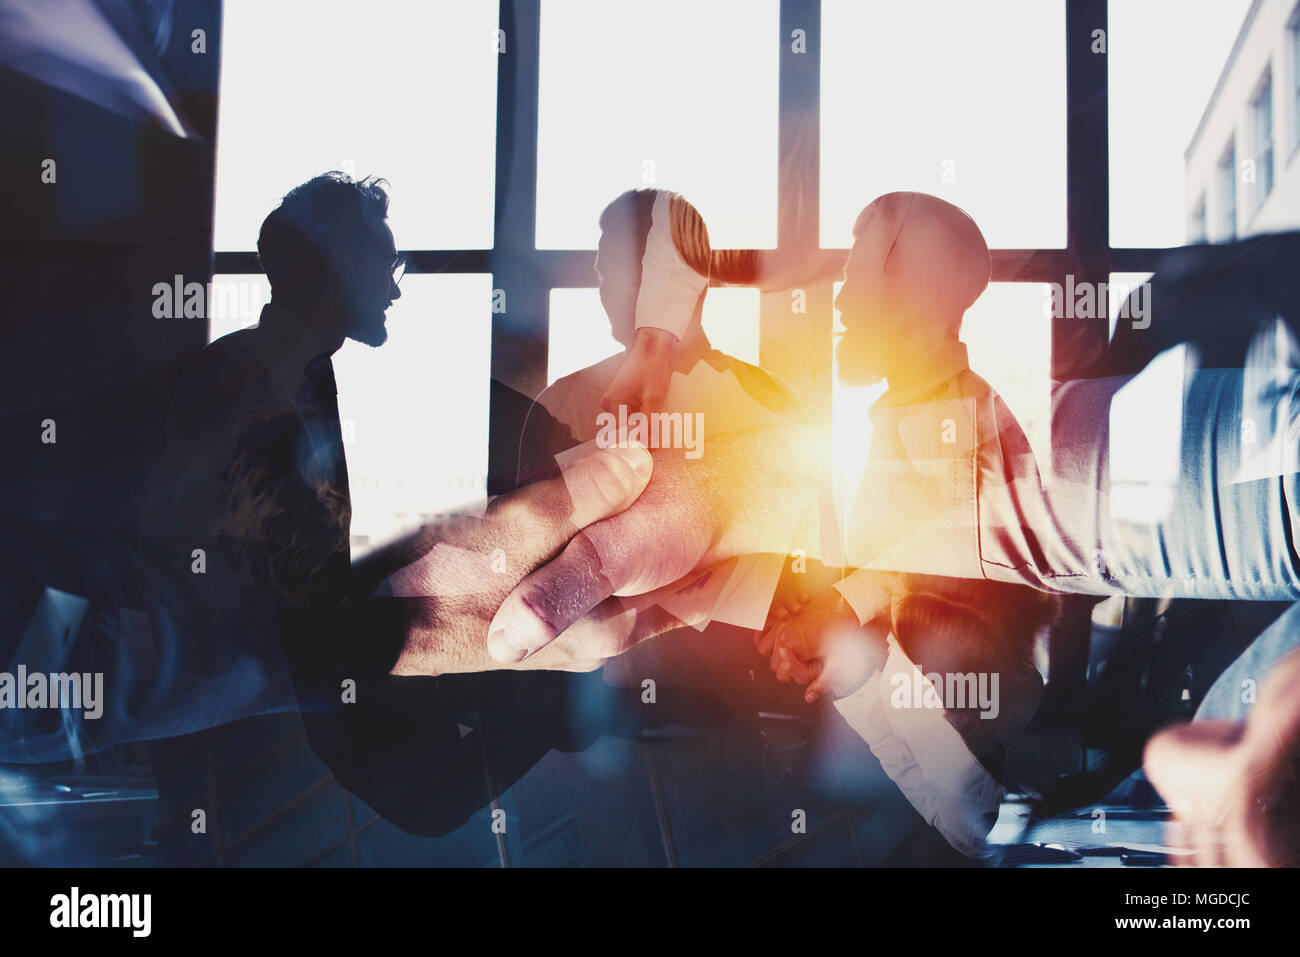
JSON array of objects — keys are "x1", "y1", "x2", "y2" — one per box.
[{"x1": 486, "y1": 441, "x2": 653, "y2": 549}]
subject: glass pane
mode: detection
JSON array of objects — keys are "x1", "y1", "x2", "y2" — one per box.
[
  {"x1": 547, "y1": 287, "x2": 760, "y2": 385},
  {"x1": 213, "y1": 0, "x2": 499, "y2": 251},
  {"x1": 820, "y1": 0, "x2": 1066, "y2": 249},
  {"x1": 536, "y1": 0, "x2": 779, "y2": 249},
  {"x1": 547, "y1": 288, "x2": 619, "y2": 385},
  {"x1": 701, "y1": 288, "x2": 761, "y2": 367},
  {"x1": 206, "y1": 273, "x2": 271, "y2": 342},
  {"x1": 207, "y1": 274, "x2": 493, "y2": 556},
  {"x1": 1109, "y1": 0, "x2": 1254, "y2": 247}
]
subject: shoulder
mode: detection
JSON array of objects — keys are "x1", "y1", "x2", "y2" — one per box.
[
  {"x1": 169, "y1": 330, "x2": 278, "y2": 432},
  {"x1": 188, "y1": 329, "x2": 270, "y2": 387},
  {"x1": 952, "y1": 370, "x2": 1034, "y2": 456}
]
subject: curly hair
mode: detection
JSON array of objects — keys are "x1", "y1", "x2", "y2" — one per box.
[
  {"x1": 217, "y1": 406, "x2": 351, "y2": 608},
  {"x1": 257, "y1": 171, "x2": 391, "y2": 305}
]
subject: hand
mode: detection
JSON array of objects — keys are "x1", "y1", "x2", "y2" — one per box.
[
  {"x1": 1144, "y1": 647, "x2": 1300, "y2": 867},
  {"x1": 600, "y1": 327, "x2": 677, "y2": 414},
  {"x1": 757, "y1": 587, "x2": 854, "y2": 670},
  {"x1": 765, "y1": 560, "x2": 815, "y2": 624},
  {"x1": 382, "y1": 443, "x2": 666, "y2": 675},
  {"x1": 759, "y1": 589, "x2": 885, "y2": 703},
  {"x1": 486, "y1": 425, "x2": 826, "y2": 663}
]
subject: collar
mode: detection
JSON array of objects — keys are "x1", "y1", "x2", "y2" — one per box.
[
  {"x1": 257, "y1": 301, "x2": 336, "y2": 376},
  {"x1": 871, "y1": 339, "x2": 971, "y2": 413}
]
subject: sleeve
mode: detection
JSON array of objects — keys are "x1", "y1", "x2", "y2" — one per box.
[
  {"x1": 831, "y1": 637, "x2": 1004, "y2": 859},
  {"x1": 633, "y1": 192, "x2": 708, "y2": 339}
]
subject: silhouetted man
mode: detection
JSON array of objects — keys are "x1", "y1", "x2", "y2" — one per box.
[{"x1": 142, "y1": 173, "x2": 676, "y2": 835}]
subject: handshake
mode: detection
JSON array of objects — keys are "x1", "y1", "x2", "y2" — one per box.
[{"x1": 373, "y1": 425, "x2": 825, "y2": 677}]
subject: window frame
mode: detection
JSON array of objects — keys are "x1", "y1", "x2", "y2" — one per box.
[
  {"x1": 211, "y1": 0, "x2": 1148, "y2": 392},
  {"x1": 1250, "y1": 67, "x2": 1275, "y2": 213}
]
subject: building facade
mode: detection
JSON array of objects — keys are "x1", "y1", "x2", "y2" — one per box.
[{"x1": 1186, "y1": 0, "x2": 1300, "y2": 241}]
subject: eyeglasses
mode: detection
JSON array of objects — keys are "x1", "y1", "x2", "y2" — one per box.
[{"x1": 392, "y1": 253, "x2": 408, "y2": 285}]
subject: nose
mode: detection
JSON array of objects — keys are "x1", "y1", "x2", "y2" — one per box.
[{"x1": 390, "y1": 277, "x2": 402, "y2": 302}]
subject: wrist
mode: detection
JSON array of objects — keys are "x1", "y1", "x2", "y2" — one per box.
[{"x1": 632, "y1": 326, "x2": 678, "y2": 357}]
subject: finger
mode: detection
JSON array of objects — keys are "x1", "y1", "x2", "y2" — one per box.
[
  {"x1": 531, "y1": 598, "x2": 683, "y2": 667},
  {"x1": 780, "y1": 648, "x2": 821, "y2": 685},
  {"x1": 756, "y1": 625, "x2": 779, "y2": 657},
  {"x1": 773, "y1": 647, "x2": 795, "y2": 682},
  {"x1": 388, "y1": 444, "x2": 652, "y2": 602},
  {"x1": 771, "y1": 633, "x2": 800, "y2": 672},
  {"x1": 488, "y1": 485, "x2": 711, "y2": 662},
  {"x1": 791, "y1": 657, "x2": 823, "y2": 686},
  {"x1": 805, "y1": 671, "x2": 833, "y2": 703}
]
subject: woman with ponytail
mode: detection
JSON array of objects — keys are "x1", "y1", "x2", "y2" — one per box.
[{"x1": 531, "y1": 187, "x2": 804, "y2": 452}]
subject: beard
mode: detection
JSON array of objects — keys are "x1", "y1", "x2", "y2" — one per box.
[
  {"x1": 348, "y1": 308, "x2": 389, "y2": 348},
  {"x1": 835, "y1": 329, "x2": 886, "y2": 387}
]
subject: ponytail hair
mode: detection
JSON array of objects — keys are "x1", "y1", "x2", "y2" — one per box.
[
  {"x1": 598, "y1": 188, "x2": 758, "y2": 287},
  {"x1": 889, "y1": 574, "x2": 1059, "y2": 690},
  {"x1": 665, "y1": 193, "x2": 758, "y2": 285}
]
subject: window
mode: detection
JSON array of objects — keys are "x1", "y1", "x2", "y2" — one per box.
[
  {"x1": 1292, "y1": 6, "x2": 1300, "y2": 154},
  {"x1": 335, "y1": 275, "x2": 493, "y2": 554},
  {"x1": 1250, "y1": 70, "x2": 1274, "y2": 213},
  {"x1": 1217, "y1": 140, "x2": 1237, "y2": 241},
  {"x1": 207, "y1": 0, "x2": 1259, "y2": 566},
  {"x1": 820, "y1": 0, "x2": 1066, "y2": 249},
  {"x1": 213, "y1": 0, "x2": 499, "y2": 252},
  {"x1": 535, "y1": 0, "x2": 778, "y2": 250}
]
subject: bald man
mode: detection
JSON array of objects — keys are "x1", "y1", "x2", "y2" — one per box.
[{"x1": 484, "y1": 192, "x2": 1049, "y2": 658}]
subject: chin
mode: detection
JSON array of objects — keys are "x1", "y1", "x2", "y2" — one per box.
[
  {"x1": 835, "y1": 334, "x2": 884, "y2": 387},
  {"x1": 350, "y1": 323, "x2": 388, "y2": 348}
]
